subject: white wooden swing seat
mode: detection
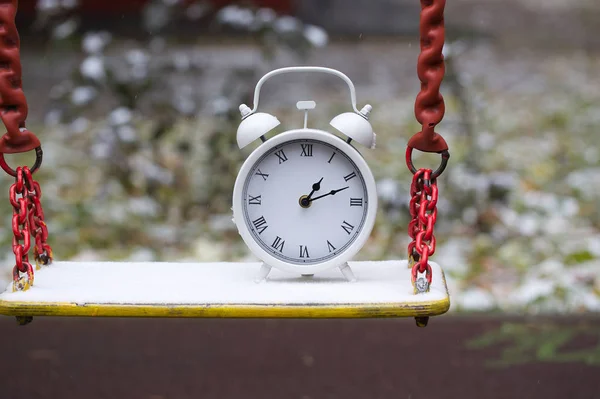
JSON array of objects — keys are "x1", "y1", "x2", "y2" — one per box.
[{"x1": 0, "y1": 260, "x2": 450, "y2": 321}]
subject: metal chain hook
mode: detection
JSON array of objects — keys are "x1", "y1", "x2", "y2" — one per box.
[
  {"x1": 405, "y1": 147, "x2": 450, "y2": 180},
  {"x1": 0, "y1": 146, "x2": 43, "y2": 177}
]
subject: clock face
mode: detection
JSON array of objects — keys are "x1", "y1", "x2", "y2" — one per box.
[{"x1": 240, "y1": 137, "x2": 370, "y2": 266}]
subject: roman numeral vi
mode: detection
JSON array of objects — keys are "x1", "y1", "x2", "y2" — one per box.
[{"x1": 299, "y1": 245, "x2": 310, "y2": 258}]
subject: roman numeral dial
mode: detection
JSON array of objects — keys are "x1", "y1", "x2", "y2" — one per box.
[
  {"x1": 274, "y1": 149, "x2": 288, "y2": 164},
  {"x1": 252, "y1": 216, "x2": 268, "y2": 234},
  {"x1": 255, "y1": 169, "x2": 269, "y2": 181},
  {"x1": 327, "y1": 240, "x2": 336, "y2": 253},
  {"x1": 299, "y1": 245, "x2": 310, "y2": 258},
  {"x1": 272, "y1": 236, "x2": 285, "y2": 252},
  {"x1": 240, "y1": 137, "x2": 371, "y2": 266},
  {"x1": 344, "y1": 172, "x2": 357, "y2": 182},
  {"x1": 350, "y1": 198, "x2": 363, "y2": 207},
  {"x1": 248, "y1": 195, "x2": 262, "y2": 205},
  {"x1": 341, "y1": 221, "x2": 355, "y2": 235},
  {"x1": 300, "y1": 144, "x2": 313, "y2": 157}
]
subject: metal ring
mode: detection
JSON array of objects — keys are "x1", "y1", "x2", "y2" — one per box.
[
  {"x1": 405, "y1": 147, "x2": 450, "y2": 180},
  {"x1": 0, "y1": 146, "x2": 43, "y2": 177}
]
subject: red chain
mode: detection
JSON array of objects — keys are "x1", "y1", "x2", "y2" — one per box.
[
  {"x1": 0, "y1": 2, "x2": 52, "y2": 292},
  {"x1": 407, "y1": 0, "x2": 448, "y2": 294},
  {"x1": 0, "y1": 0, "x2": 41, "y2": 156},
  {"x1": 10, "y1": 167, "x2": 52, "y2": 291},
  {"x1": 407, "y1": 169, "x2": 438, "y2": 293},
  {"x1": 10, "y1": 167, "x2": 33, "y2": 291}
]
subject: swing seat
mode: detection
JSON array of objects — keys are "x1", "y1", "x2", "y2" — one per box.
[{"x1": 0, "y1": 260, "x2": 450, "y2": 322}]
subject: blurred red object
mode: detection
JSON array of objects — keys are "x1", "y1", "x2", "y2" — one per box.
[{"x1": 17, "y1": 0, "x2": 292, "y2": 16}]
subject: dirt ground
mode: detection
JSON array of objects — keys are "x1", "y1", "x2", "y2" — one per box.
[{"x1": 1, "y1": 315, "x2": 599, "y2": 399}]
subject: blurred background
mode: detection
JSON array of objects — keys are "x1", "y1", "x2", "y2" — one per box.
[{"x1": 1, "y1": 0, "x2": 599, "y2": 315}]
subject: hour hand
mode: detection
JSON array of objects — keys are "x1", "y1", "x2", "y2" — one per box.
[
  {"x1": 300, "y1": 177, "x2": 323, "y2": 207},
  {"x1": 306, "y1": 177, "x2": 323, "y2": 200},
  {"x1": 309, "y1": 186, "x2": 349, "y2": 202}
]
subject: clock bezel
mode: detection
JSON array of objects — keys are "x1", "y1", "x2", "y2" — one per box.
[{"x1": 232, "y1": 128, "x2": 378, "y2": 274}]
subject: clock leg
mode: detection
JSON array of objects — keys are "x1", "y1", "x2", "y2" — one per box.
[
  {"x1": 340, "y1": 263, "x2": 357, "y2": 282},
  {"x1": 255, "y1": 263, "x2": 272, "y2": 283}
]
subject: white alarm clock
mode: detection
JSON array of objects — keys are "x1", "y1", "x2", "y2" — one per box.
[{"x1": 232, "y1": 67, "x2": 377, "y2": 281}]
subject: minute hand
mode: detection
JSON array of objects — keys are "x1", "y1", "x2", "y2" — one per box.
[{"x1": 309, "y1": 186, "x2": 349, "y2": 202}]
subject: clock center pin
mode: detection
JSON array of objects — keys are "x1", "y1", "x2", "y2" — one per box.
[{"x1": 299, "y1": 195, "x2": 312, "y2": 208}]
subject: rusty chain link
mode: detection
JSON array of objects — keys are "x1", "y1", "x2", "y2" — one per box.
[
  {"x1": 0, "y1": 0, "x2": 43, "y2": 176},
  {"x1": 407, "y1": 0, "x2": 449, "y2": 294},
  {"x1": 409, "y1": 0, "x2": 448, "y2": 155}
]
